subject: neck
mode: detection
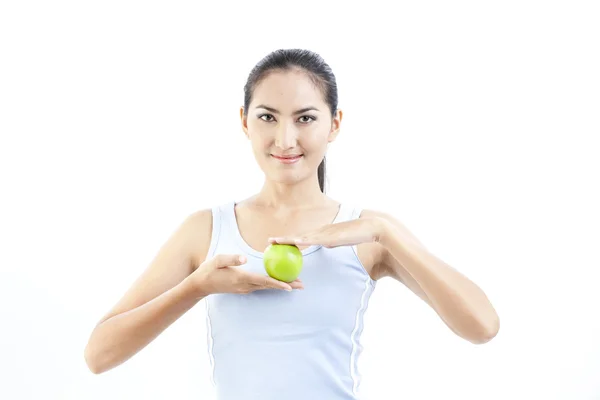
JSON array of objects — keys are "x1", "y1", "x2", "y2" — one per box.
[{"x1": 254, "y1": 177, "x2": 328, "y2": 209}]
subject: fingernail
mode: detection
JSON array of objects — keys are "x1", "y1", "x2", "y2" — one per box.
[{"x1": 239, "y1": 256, "x2": 246, "y2": 263}]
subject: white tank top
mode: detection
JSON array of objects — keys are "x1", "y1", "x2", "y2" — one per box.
[{"x1": 204, "y1": 201, "x2": 377, "y2": 400}]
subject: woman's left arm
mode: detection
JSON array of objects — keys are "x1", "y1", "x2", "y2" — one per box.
[
  {"x1": 269, "y1": 210, "x2": 500, "y2": 344},
  {"x1": 363, "y1": 210, "x2": 500, "y2": 345}
]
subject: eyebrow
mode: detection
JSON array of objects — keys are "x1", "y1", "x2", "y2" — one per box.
[{"x1": 255, "y1": 105, "x2": 320, "y2": 115}]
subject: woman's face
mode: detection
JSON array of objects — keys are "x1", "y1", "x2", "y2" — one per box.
[{"x1": 241, "y1": 69, "x2": 342, "y2": 187}]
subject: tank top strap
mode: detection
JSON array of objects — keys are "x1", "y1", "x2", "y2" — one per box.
[
  {"x1": 350, "y1": 205, "x2": 363, "y2": 221},
  {"x1": 334, "y1": 203, "x2": 363, "y2": 224},
  {"x1": 207, "y1": 203, "x2": 228, "y2": 259},
  {"x1": 216, "y1": 202, "x2": 240, "y2": 247},
  {"x1": 219, "y1": 201, "x2": 237, "y2": 228}
]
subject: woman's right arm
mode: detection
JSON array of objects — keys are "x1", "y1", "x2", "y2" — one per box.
[
  {"x1": 84, "y1": 208, "x2": 300, "y2": 374},
  {"x1": 83, "y1": 209, "x2": 213, "y2": 374}
]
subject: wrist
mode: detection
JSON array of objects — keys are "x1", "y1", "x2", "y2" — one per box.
[{"x1": 182, "y1": 274, "x2": 210, "y2": 300}]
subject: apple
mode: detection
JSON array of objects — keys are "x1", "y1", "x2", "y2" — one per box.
[{"x1": 263, "y1": 244, "x2": 303, "y2": 282}]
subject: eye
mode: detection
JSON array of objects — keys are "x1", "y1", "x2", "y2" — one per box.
[
  {"x1": 259, "y1": 114, "x2": 275, "y2": 122},
  {"x1": 298, "y1": 115, "x2": 316, "y2": 124}
]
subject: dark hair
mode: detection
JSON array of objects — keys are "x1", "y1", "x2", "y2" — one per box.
[{"x1": 243, "y1": 49, "x2": 338, "y2": 193}]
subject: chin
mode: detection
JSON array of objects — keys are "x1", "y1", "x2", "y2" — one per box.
[
  {"x1": 264, "y1": 169, "x2": 310, "y2": 186},
  {"x1": 273, "y1": 173, "x2": 306, "y2": 185}
]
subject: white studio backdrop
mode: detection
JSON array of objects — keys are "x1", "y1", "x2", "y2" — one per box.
[{"x1": 1, "y1": 1, "x2": 599, "y2": 399}]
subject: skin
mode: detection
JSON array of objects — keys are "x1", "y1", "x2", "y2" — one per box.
[{"x1": 84, "y1": 67, "x2": 499, "y2": 375}]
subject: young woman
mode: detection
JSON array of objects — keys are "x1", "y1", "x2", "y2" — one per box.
[{"x1": 84, "y1": 49, "x2": 500, "y2": 399}]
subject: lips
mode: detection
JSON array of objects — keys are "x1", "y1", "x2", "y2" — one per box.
[{"x1": 271, "y1": 154, "x2": 303, "y2": 164}]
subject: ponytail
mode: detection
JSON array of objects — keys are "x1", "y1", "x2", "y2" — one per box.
[{"x1": 317, "y1": 157, "x2": 326, "y2": 193}]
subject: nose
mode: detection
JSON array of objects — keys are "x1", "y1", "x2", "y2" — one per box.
[{"x1": 274, "y1": 122, "x2": 298, "y2": 150}]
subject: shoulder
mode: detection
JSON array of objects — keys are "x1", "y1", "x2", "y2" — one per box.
[
  {"x1": 180, "y1": 208, "x2": 213, "y2": 232},
  {"x1": 355, "y1": 207, "x2": 427, "y2": 279},
  {"x1": 359, "y1": 208, "x2": 425, "y2": 248},
  {"x1": 356, "y1": 208, "x2": 401, "y2": 243},
  {"x1": 177, "y1": 208, "x2": 215, "y2": 270},
  {"x1": 357, "y1": 208, "x2": 390, "y2": 221},
  {"x1": 352, "y1": 207, "x2": 399, "y2": 224},
  {"x1": 358, "y1": 208, "x2": 400, "y2": 224}
]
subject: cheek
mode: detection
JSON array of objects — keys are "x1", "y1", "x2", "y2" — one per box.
[
  {"x1": 247, "y1": 126, "x2": 271, "y2": 149},
  {"x1": 250, "y1": 138, "x2": 269, "y2": 155},
  {"x1": 300, "y1": 126, "x2": 330, "y2": 151}
]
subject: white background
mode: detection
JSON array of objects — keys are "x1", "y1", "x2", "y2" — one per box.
[{"x1": 1, "y1": 1, "x2": 599, "y2": 399}]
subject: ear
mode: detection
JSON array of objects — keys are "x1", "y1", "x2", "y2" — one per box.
[
  {"x1": 240, "y1": 106, "x2": 249, "y2": 139},
  {"x1": 327, "y1": 109, "x2": 343, "y2": 143}
]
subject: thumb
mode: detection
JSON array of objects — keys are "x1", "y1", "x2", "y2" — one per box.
[{"x1": 211, "y1": 254, "x2": 247, "y2": 269}]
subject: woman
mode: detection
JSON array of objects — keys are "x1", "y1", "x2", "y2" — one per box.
[{"x1": 84, "y1": 49, "x2": 500, "y2": 399}]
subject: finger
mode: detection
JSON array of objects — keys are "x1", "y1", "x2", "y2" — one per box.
[
  {"x1": 292, "y1": 236, "x2": 312, "y2": 245},
  {"x1": 268, "y1": 236, "x2": 323, "y2": 246},
  {"x1": 212, "y1": 254, "x2": 246, "y2": 269},
  {"x1": 245, "y1": 272, "x2": 293, "y2": 291},
  {"x1": 288, "y1": 279, "x2": 304, "y2": 290},
  {"x1": 297, "y1": 234, "x2": 343, "y2": 247},
  {"x1": 292, "y1": 236, "x2": 322, "y2": 246},
  {"x1": 267, "y1": 237, "x2": 298, "y2": 245}
]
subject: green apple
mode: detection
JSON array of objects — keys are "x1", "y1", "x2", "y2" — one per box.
[{"x1": 263, "y1": 244, "x2": 303, "y2": 282}]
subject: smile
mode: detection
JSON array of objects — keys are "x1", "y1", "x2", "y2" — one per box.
[{"x1": 271, "y1": 154, "x2": 303, "y2": 164}]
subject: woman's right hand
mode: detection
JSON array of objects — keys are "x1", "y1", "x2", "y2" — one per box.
[{"x1": 190, "y1": 254, "x2": 303, "y2": 297}]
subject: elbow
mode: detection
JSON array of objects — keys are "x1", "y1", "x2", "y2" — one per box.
[
  {"x1": 84, "y1": 320, "x2": 115, "y2": 374},
  {"x1": 84, "y1": 341, "x2": 111, "y2": 375},
  {"x1": 468, "y1": 314, "x2": 500, "y2": 345},
  {"x1": 84, "y1": 344, "x2": 102, "y2": 374}
]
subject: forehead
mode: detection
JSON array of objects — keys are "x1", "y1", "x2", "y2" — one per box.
[{"x1": 250, "y1": 69, "x2": 327, "y2": 110}]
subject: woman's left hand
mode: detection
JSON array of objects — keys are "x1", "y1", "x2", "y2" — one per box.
[{"x1": 268, "y1": 217, "x2": 385, "y2": 248}]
